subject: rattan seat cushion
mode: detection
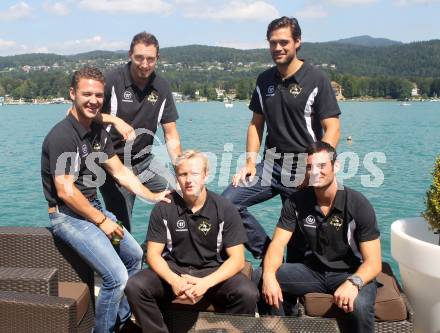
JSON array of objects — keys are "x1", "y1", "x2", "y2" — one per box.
[
  {"x1": 302, "y1": 263, "x2": 407, "y2": 321},
  {"x1": 58, "y1": 282, "x2": 89, "y2": 325}
]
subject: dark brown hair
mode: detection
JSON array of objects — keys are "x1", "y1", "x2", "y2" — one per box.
[
  {"x1": 130, "y1": 31, "x2": 159, "y2": 53},
  {"x1": 266, "y1": 16, "x2": 302, "y2": 42},
  {"x1": 70, "y1": 66, "x2": 104, "y2": 91}
]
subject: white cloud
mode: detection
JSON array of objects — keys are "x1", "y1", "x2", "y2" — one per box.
[
  {"x1": 321, "y1": 0, "x2": 378, "y2": 6},
  {"x1": 52, "y1": 35, "x2": 126, "y2": 54},
  {"x1": 0, "y1": 35, "x2": 126, "y2": 56},
  {"x1": 78, "y1": 0, "x2": 173, "y2": 14},
  {"x1": 297, "y1": 5, "x2": 328, "y2": 19},
  {"x1": 0, "y1": 38, "x2": 17, "y2": 48},
  {"x1": 393, "y1": 0, "x2": 440, "y2": 5},
  {"x1": 43, "y1": 1, "x2": 71, "y2": 16},
  {"x1": 182, "y1": 0, "x2": 279, "y2": 21},
  {"x1": 0, "y1": 2, "x2": 32, "y2": 21}
]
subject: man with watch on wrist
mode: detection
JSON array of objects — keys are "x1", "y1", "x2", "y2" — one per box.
[
  {"x1": 41, "y1": 67, "x2": 171, "y2": 333},
  {"x1": 257, "y1": 142, "x2": 381, "y2": 333}
]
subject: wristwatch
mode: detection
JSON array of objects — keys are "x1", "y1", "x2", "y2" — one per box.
[{"x1": 347, "y1": 275, "x2": 364, "y2": 290}]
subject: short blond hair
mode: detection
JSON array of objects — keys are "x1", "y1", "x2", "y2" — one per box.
[{"x1": 175, "y1": 150, "x2": 209, "y2": 174}]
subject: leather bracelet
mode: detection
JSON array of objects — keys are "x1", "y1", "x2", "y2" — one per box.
[{"x1": 96, "y1": 215, "x2": 107, "y2": 226}]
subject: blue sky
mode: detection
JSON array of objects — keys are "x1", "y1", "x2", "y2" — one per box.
[{"x1": 0, "y1": 0, "x2": 439, "y2": 56}]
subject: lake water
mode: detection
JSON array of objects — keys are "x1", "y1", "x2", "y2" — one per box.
[{"x1": 0, "y1": 101, "x2": 439, "y2": 276}]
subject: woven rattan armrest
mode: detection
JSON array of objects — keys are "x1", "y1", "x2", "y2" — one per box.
[
  {"x1": 0, "y1": 291, "x2": 78, "y2": 333},
  {"x1": 0, "y1": 267, "x2": 59, "y2": 296},
  {"x1": 0, "y1": 227, "x2": 94, "y2": 292}
]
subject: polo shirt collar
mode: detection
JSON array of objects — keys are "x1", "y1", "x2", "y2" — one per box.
[
  {"x1": 124, "y1": 62, "x2": 157, "y2": 90},
  {"x1": 66, "y1": 113, "x2": 89, "y2": 140},
  {"x1": 310, "y1": 185, "x2": 345, "y2": 216},
  {"x1": 176, "y1": 190, "x2": 212, "y2": 219},
  {"x1": 275, "y1": 59, "x2": 309, "y2": 84}
]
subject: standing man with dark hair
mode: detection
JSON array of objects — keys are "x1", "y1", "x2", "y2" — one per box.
[
  {"x1": 222, "y1": 16, "x2": 341, "y2": 260},
  {"x1": 98, "y1": 31, "x2": 182, "y2": 231},
  {"x1": 125, "y1": 150, "x2": 259, "y2": 333},
  {"x1": 41, "y1": 66, "x2": 170, "y2": 333},
  {"x1": 260, "y1": 141, "x2": 381, "y2": 333}
]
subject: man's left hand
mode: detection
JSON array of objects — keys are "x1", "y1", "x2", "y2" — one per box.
[
  {"x1": 333, "y1": 280, "x2": 359, "y2": 313},
  {"x1": 181, "y1": 274, "x2": 211, "y2": 303}
]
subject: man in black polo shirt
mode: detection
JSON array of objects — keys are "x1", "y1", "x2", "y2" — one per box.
[
  {"x1": 259, "y1": 142, "x2": 381, "y2": 333},
  {"x1": 98, "y1": 31, "x2": 182, "y2": 231},
  {"x1": 41, "y1": 67, "x2": 170, "y2": 333},
  {"x1": 222, "y1": 16, "x2": 341, "y2": 260},
  {"x1": 125, "y1": 150, "x2": 259, "y2": 333}
]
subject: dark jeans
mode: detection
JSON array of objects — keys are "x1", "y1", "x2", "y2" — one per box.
[
  {"x1": 100, "y1": 154, "x2": 172, "y2": 232},
  {"x1": 253, "y1": 264, "x2": 377, "y2": 333},
  {"x1": 222, "y1": 160, "x2": 298, "y2": 259},
  {"x1": 125, "y1": 263, "x2": 259, "y2": 333}
]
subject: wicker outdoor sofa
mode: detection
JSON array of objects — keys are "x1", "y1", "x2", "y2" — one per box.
[
  {"x1": 0, "y1": 226, "x2": 95, "y2": 333},
  {"x1": 0, "y1": 226, "x2": 414, "y2": 333}
]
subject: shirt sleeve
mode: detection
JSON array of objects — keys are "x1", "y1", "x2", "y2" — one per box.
[
  {"x1": 314, "y1": 73, "x2": 341, "y2": 120},
  {"x1": 277, "y1": 199, "x2": 298, "y2": 232},
  {"x1": 47, "y1": 133, "x2": 78, "y2": 176},
  {"x1": 248, "y1": 82, "x2": 263, "y2": 114},
  {"x1": 160, "y1": 87, "x2": 179, "y2": 124},
  {"x1": 146, "y1": 205, "x2": 167, "y2": 244},
  {"x1": 221, "y1": 202, "x2": 248, "y2": 248},
  {"x1": 103, "y1": 131, "x2": 115, "y2": 159},
  {"x1": 353, "y1": 195, "x2": 380, "y2": 242}
]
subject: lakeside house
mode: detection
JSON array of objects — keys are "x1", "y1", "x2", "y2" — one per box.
[{"x1": 331, "y1": 81, "x2": 345, "y2": 101}]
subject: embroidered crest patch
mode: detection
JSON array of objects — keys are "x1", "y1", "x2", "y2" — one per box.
[
  {"x1": 329, "y1": 215, "x2": 343, "y2": 231},
  {"x1": 288, "y1": 83, "x2": 302, "y2": 97},
  {"x1": 147, "y1": 90, "x2": 158, "y2": 104},
  {"x1": 198, "y1": 221, "x2": 211, "y2": 236}
]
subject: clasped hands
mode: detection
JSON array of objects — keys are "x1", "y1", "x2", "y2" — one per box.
[{"x1": 171, "y1": 274, "x2": 211, "y2": 304}]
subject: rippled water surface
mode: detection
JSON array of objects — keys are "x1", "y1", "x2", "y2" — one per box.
[{"x1": 1, "y1": 101, "x2": 439, "y2": 276}]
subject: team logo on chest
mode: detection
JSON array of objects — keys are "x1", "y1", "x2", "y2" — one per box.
[
  {"x1": 198, "y1": 220, "x2": 211, "y2": 236},
  {"x1": 305, "y1": 215, "x2": 315, "y2": 225},
  {"x1": 266, "y1": 85, "x2": 275, "y2": 97},
  {"x1": 288, "y1": 83, "x2": 302, "y2": 98},
  {"x1": 329, "y1": 215, "x2": 343, "y2": 231},
  {"x1": 123, "y1": 90, "x2": 133, "y2": 102},
  {"x1": 146, "y1": 90, "x2": 159, "y2": 105},
  {"x1": 176, "y1": 219, "x2": 188, "y2": 232}
]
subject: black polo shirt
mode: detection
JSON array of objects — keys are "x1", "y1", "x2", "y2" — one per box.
[
  {"x1": 41, "y1": 113, "x2": 115, "y2": 207},
  {"x1": 103, "y1": 63, "x2": 178, "y2": 162},
  {"x1": 278, "y1": 186, "x2": 380, "y2": 271},
  {"x1": 249, "y1": 62, "x2": 340, "y2": 154},
  {"x1": 147, "y1": 191, "x2": 247, "y2": 268}
]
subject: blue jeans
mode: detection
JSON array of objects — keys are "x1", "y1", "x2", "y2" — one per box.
[
  {"x1": 49, "y1": 199, "x2": 143, "y2": 333},
  {"x1": 222, "y1": 160, "x2": 298, "y2": 258},
  {"x1": 100, "y1": 154, "x2": 172, "y2": 232},
  {"x1": 254, "y1": 264, "x2": 377, "y2": 333}
]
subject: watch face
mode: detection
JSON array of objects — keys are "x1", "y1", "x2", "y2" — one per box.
[{"x1": 349, "y1": 275, "x2": 364, "y2": 289}]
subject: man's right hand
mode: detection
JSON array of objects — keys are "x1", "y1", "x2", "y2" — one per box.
[
  {"x1": 99, "y1": 217, "x2": 124, "y2": 240},
  {"x1": 170, "y1": 275, "x2": 193, "y2": 299},
  {"x1": 262, "y1": 273, "x2": 284, "y2": 309},
  {"x1": 232, "y1": 164, "x2": 257, "y2": 187}
]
